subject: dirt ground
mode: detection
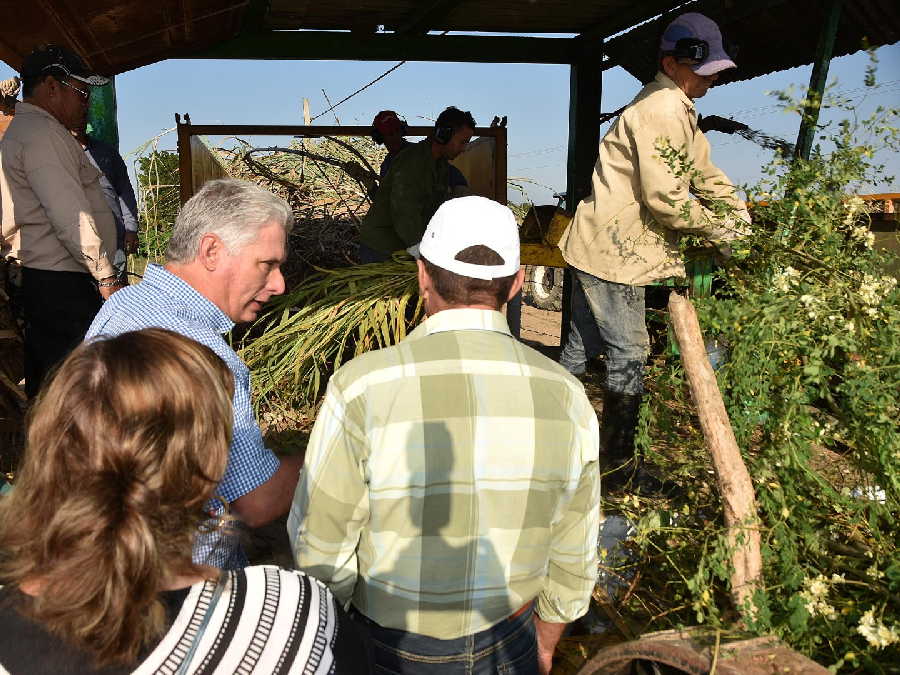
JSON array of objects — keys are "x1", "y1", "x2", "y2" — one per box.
[{"x1": 519, "y1": 304, "x2": 562, "y2": 347}]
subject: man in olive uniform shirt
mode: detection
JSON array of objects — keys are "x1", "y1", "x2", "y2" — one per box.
[{"x1": 358, "y1": 106, "x2": 475, "y2": 263}]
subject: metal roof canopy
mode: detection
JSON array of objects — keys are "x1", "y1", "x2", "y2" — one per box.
[{"x1": 0, "y1": 0, "x2": 896, "y2": 75}]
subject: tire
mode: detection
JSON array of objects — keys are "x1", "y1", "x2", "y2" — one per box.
[{"x1": 523, "y1": 265, "x2": 564, "y2": 312}]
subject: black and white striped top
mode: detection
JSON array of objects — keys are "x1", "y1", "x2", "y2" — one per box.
[{"x1": 0, "y1": 566, "x2": 371, "y2": 674}]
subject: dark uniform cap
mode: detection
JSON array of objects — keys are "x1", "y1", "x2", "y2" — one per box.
[{"x1": 21, "y1": 44, "x2": 110, "y2": 86}]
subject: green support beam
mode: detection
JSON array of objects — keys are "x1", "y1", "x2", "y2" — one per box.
[
  {"x1": 86, "y1": 77, "x2": 118, "y2": 149},
  {"x1": 189, "y1": 30, "x2": 577, "y2": 65},
  {"x1": 795, "y1": 0, "x2": 843, "y2": 160},
  {"x1": 566, "y1": 44, "x2": 603, "y2": 210},
  {"x1": 561, "y1": 40, "x2": 604, "y2": 346}
]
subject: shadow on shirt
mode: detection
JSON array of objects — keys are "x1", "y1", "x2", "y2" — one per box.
[{"x1": 372, "y1": 421, "x2": 514, "y2": 631}]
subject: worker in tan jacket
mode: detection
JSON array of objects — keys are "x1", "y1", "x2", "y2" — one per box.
[
  {"x1": 0, "y1": 44, "x2": 122, "y2": 397},
  {"x1": 557, "y1": 12, "x2": 750, "y2": 493}
]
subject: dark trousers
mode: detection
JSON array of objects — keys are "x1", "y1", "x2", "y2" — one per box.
[
  {"x1": 22, "y1": 267, "x2": 102, "y2": 398},
  {"x1": 358, "y1": 243, "x2": 393, "y2": 264},
  {"x1": 350, "y1": 605, "x2": 538, "y2": 674}
]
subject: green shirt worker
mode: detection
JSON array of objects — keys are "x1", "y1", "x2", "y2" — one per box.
[{"x1": 358, "y1": 106, "x2": 475, "y2": 263}]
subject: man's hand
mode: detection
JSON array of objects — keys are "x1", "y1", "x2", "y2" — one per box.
[
  {"x1": 124, "y1": 231, "x2": 139, "y2": 255},
  {"x1": 534, "y1": 615, "x2": 567, "y2": 674},
  {"x1": 98, "y1": 276, "x2": 125, "y2": 300},
  {"x1": 698, "y1": 114, "x2": 749, "y2": 135}
]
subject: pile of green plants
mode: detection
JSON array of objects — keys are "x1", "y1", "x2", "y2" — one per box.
[
  {"x1": 610, "y1": 73, "x2": 899, "y2": 671},
  {"x1": 238, "y1": 256, "x2": 420, "y2": 415}
]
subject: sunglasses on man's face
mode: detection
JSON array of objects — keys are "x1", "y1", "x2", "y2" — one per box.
[{"x1": 59, "y1": 79, "x2": 90, "y2": 101}]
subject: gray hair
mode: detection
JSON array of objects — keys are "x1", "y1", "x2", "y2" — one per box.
[{"x1": 166, "y1": 179, "x2": 294, "y2": 263}]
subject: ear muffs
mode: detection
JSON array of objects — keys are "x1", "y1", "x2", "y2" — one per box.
[
  {"x1": 672, "y1": 37, "x2": 709, "y2": 64},
  {"x1": 371, "y1": 120, "x2": 409, "y2": 145},
  {"x1": 434, "y1": 125, "x2": 453, "y2": 145}
]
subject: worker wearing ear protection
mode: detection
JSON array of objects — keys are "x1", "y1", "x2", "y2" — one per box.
[
  {"x1": 557, "y1": 12, "x2": 750, "y2": 493},
  {"x1": 359, "y1": 106, "x2": 475, "y2": 263}
]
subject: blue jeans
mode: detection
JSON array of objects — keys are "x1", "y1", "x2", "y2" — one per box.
[
  {"x1": 559, "y1": 268, "x2": 649, "y2": 395},
  {"x1": 350, "y1": 605, "x2": 538, "y2": 674}
]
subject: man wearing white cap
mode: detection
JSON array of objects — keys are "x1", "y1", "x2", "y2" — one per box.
[
  {"x1": 291, "y1": 196, "x2": 600, "y2": 674},
  {"x1": 557, "y1": 12, "x2": 750, "y2": 493}
]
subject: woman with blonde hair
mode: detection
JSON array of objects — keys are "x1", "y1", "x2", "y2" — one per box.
[{"x1": 0, "y1": 328, "x2": 369, "y2": 674}]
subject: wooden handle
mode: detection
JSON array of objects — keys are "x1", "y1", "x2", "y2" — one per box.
[{"x1": 668, "y1": 291, "x2": 762, "y2": 619}]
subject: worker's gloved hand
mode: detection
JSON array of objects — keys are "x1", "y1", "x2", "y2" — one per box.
[{"x1": 698, "y1": 114, "x2": 749, "y2": 135}]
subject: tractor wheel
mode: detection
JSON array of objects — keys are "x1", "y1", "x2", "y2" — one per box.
[{"x1": 524, "y1": 265, "x2": 564, "y2": 312}]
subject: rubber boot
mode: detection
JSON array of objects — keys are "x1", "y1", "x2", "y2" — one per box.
[
  {"x1": 599, "y1": 390, "x2": 642, "y2": 493},
  {"x1": 600, "y1": 391, "x2": 678, "y2": 496}
]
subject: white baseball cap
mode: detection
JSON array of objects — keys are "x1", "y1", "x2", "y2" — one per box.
[{"x1": 416, "y1": 196, "x2": 520, "y2": 280}]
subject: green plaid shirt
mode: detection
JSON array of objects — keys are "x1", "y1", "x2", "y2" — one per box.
[{"x1": 289, "y1": 308, "x2": 600, "y2": 639}]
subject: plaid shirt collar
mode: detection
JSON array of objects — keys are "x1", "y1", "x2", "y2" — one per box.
[
  {"x1": 408, "y1": 308, "x2": 512, "y2": 341},
  {"x1": 144, "y1": 263, "x2": 234, "y2": 335}
]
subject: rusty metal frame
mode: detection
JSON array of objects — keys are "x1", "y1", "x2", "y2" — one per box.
[{"x1": 175, "y1": 114, "x2": 507, "y2": 207}]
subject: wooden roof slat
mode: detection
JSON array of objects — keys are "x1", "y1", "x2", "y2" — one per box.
[{"x1": 0, "y1": 1, "x2": 895, "y2": 78}]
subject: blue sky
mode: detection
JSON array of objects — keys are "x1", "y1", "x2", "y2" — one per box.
[{"x1": 2, "y1": 42, "x2": 897, "y2": 205}]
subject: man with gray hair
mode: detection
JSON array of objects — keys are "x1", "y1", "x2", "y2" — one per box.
[
  {"x1": 292, "y1": 196, "x2": 600, "y2": 673},
  {"x1": 87, "y1": 178, "x2": 302, "y2": 569}
]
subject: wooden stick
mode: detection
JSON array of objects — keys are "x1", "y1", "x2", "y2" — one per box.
[{"x1": 668, "y1": 291, "x2": 762, "y2": 619}]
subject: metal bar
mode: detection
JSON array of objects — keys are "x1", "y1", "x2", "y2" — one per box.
[
  {"x1": 188, "y1": 30, "x2": 577, "y2": 65},
  {"x1": 176, "y1": 124, "x2": 507, "y2": 138},
  {"x1": 795, "y1": 0, "x2": 843, "y2": 160},
  {"x1": 177, "y1": 114, "x2": 194, "y2": 205},
  {"x1": 493, "y1": 126, "x2": 507, "y2": 205},
  {"x1": 562, "y1": 40, "x2": 604, "y2": 350},
  {"x1": 394, "y1": 0, "x2": 465, "y2": 35}
]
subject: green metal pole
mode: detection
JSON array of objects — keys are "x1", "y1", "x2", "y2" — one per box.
[
  {"x1": 795, "y1": 0, "x2": 842, "y2": 160},
  {"x1": 561, "y1": 39, "x2": 603, "y2": 347},
  {"x1": 86, "y1": 76, "x2": 119, "y2": 149}
]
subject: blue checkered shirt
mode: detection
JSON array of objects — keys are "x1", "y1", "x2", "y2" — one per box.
[{"x1": 86, "y1": 263, "x2": 280, "y2": 569}]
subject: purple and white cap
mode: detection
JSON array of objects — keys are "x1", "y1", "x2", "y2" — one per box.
[{"x1": 660, "y1": 13, "x2": 736, "y2": 77}]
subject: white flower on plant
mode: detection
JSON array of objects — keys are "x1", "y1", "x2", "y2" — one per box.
[
  {"x1": 859, "y1": 274, "x2": 897, "y2": 307},
  {"x1": 800, "y1": 574, "x2": 838, "y2": 620},
  {"x1": 866, "y1": 564, "x2": 885, "y2": 580},
  {"x1": 799, "y1": 293, "x2": 819, "y2": 319},
  {"x1": 773, "y1": 266, "x2": 801, "y2": 293},
  {"x1": 849, "y1": 225, "x2": 876, "y2": 248},
  {"x1": 842, "y1": 195, "x2": 866, "y2": 226},
  {"x1": 845, "y1": 320, "x2": 856, "y2": 334},
  {"x1": 857, "y1": 609, "x2": 900, "y2": 649}
]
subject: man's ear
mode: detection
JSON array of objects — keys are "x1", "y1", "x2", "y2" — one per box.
[
  {"x1": 416, "y1": 258, "x2": 430, "y2": 298},
  {"x1": 507, "y1": 267, "x2": 526, "y2": 304},
  {"x1": 660, "y1": 54, "x2": 678, "y2": 79},
  {"x1": 197, "y1": 233, "x2": 225, "y2": 272}
]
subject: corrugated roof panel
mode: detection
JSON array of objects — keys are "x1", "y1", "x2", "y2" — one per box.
[
  {"x1": 606, "y1": 0, "x2": 900, "y2": 85},
  {"x1": 0, "y1": 1, "x2": 894, "y2": 77}
]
